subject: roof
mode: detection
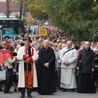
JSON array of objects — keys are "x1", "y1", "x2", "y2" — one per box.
[{"x1": 0, "y1": 2, "x2": 19, "y2": 14}]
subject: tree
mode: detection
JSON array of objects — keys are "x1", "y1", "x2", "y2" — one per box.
[
  {"x1": 27, "y1": 0, "x2": 48, "y2": 20},
  {"x1": 44, "y1": 0, "x2": 98, "y2": 41}
]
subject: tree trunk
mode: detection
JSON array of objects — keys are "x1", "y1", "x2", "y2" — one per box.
[
  {"x1": 23, "y1": 0, "x2": 27, "y2": 17},
  {"x1": 6, "y1": 0, "x2": 9, "y2": 18},
  {"x1": 20, "y1": 2, "x2": 22, "y2": 19}
]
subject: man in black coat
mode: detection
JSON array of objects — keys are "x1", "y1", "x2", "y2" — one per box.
[
  {"x1": 38, "y1": 39, "x2": 56, "y2": 95},
  {"x1": 76, "y1": 41, "x2": 96, "y2": 93}
]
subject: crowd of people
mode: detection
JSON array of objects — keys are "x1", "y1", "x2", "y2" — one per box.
[{"x1": 0, "y1": 33, "x2": 98, "y2": 98}]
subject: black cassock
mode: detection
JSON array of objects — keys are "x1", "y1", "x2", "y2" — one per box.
[
  {"x1": 38, "y1": 47, "x2": 56, "y2": 94},
  {"x1": 77, "y1": 48, "x2": 96, "y2": 93}
]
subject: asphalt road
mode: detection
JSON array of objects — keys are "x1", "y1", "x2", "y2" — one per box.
[{"x1": 0, "y1": 89, "x2": 98, "y2": 98}]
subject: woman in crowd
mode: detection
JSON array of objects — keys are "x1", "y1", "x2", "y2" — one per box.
[{"x1": 4, "y1": 45, "x2": 16, "y2": 94}]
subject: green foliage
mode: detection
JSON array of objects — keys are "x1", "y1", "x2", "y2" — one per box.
[
  {"x1": 27, "y1": 0, "x2": 98, "y2": 41},
  {"x1": 27, "y1": 0, "x2": 48, "y2": 20},
  {"x1": 44, "y1": 0, "x2": 98, "y2": 41}
]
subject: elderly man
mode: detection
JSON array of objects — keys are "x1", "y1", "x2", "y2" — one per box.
[
  {"x1": 76, "y1": 41, "x2": 96, "y2": 93},
  {"x1": 17, "y1": 38, "x2": 38, "y2": 98},
  {"x1": 60, "y1": 41, "x2": 77, "y2": 92},
  {"x1": 38, "y1": 39, "x2": 56, "y2": 95}
]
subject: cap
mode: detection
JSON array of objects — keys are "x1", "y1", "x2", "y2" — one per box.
[{"x1": 23, "y1": 37, "x2": 32, "y2": 43}]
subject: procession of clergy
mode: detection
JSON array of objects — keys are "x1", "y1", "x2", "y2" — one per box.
[{"x1": 1, "y1": 38, "x2": 97, "y2": 98}]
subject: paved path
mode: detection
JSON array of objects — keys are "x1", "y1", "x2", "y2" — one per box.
[{"x1": 0, "y1": 90, "x2": 98, "y2": 98}]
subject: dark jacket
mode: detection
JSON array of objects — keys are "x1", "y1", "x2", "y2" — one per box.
[{"x1": 77, "y1": 48, "x2": 95, "y2": 73}]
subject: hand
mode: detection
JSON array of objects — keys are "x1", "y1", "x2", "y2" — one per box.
[
  {"x1": 13, "y1": 56, "x2": 16, "y2": 59},
  {"x1": 75, "y1": 69, "x2": 80, "y2": 76},
  {"x1": 25, "y1": 58, "x2": 30, "y2": 63},
  {"x1": 13, "y1": 57, "x2": 17, "y2": 62},
  {"x1": 44, "y1": 63, "x2": 49, "y2": 68},
  {"x1": 92, "y1": 69, "x2": 94, "y2": 72},
  {"x1": 77, "y1": 67, "x2": 79, "y2": 70},
  {"x1": 64, "y1": 61, "x2": 69, "y2": 66},
  {"x1": 55, "y1": 68, "x2": 59, "y2": 72},
  {"x1": 26, "y1": 54, "x2": 29, "y2": 58}
]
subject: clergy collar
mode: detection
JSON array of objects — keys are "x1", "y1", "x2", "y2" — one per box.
[
  {"x1": 43, "y1": 47, "x2": 50, "y2": 51},
  {"x1": 84, "y1": 47, "x2": 91, "y2": 51},
  {"x1": 43, "y1": 46, "x2": 49, "y2": 49}
]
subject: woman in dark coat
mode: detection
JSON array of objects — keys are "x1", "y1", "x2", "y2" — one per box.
[
  {"x1": 76, "y1": 41, "x2": 96, "y2": 93},
  {"x1": 38, "y1": 39, "x2": 56, "y2": 95}
]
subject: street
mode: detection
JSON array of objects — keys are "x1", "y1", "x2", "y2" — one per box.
[{"x1": 0, "y1": 89, "x2": 98, "y2": 98}]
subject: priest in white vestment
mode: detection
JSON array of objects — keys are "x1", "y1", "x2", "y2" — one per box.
[{"x1": 60, "y1": 41, "x2": 77, "y2": 92}]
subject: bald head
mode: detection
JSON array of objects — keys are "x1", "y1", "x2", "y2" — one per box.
[
  {"x1": 43, "y1": 39, "x2": 50, "y2": 48},
  {"x1": 62, "y1": 43, "x2": 66, "y2": 49},
  {"x1": 84, "y1": 41, "x2": 91, "y2": 49},
  {"x1": 66, "y1": 41, "x2": 73, "y2": 49}
]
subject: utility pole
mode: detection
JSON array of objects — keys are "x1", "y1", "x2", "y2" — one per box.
[
  {"x1": 6, "y1": 0, "x2": 9, "y2": 18},
  {"x1": 20, "y1": 2, "x2": 22, "y2": 19}
]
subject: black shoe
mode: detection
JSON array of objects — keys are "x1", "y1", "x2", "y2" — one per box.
[
  {"x1": 62, "y1": 89, "x2": 67, "y2": 92},
  {"x1": 14, "y1": 89, "x2": 17, "y2": 92},
  {"x1": 4, "y1": 91, "x2": 12, "y2": 94},
  {"x1": 0, "y1": 88, "x2": 3, "y2": 91},
  {"x1": 40, "y1": 93, "x2": 46, "y2": 95},
  {"x1": 28, "y1": 95, "x2": 32, "y2": 98},
  {"x1": 27, "y1": 89, "x2": 32, "y2": 98},
  {"x1": 71, "y1": 89, "x2": 76, "y2": 92},
  {"x1": 58, "y1": 88, "x2": 62, "y2": 90},
  {"x1": 20, "y1": 88, "x2": 25, "y2": 97},
  {"x1": 20, "y1": 95, "x2": 25, "y2": 98}
]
